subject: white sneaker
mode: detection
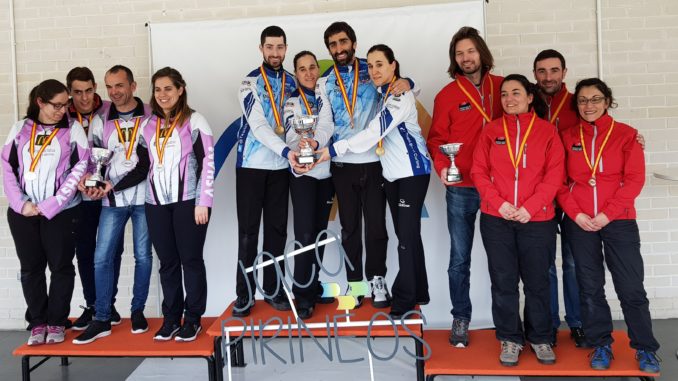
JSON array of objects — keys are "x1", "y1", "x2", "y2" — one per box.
[{"x1": 370, "y1": 276, "x2": 391, "y2": 308}]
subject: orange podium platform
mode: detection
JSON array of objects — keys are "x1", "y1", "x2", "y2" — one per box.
[
  {"x1": 13, "y1": 317, "x2": 217, "y2": 381},
  {"x1": 206, "y1": 299, "x2": 425, "y2": 381},
  {"x1": 423, "y1": 329, "x2": 659, "y2": 381}
]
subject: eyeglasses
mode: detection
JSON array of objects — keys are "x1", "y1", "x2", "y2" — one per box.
[
  {"x1": 577, "y1": 96, "x2": 606, "y2": 106},
  {"x1": 47, "y1": 101, "x2": 68, "y2": 111}
]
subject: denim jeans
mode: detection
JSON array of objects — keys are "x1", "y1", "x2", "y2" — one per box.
[
  {"x1": 94, "y1": 205, "x2": 152, "y2": 321},
  {"x1": 549, "y1": 214, "x2": 582, "y2": 329},
  {"x1": 445, "y1": 186, "x2": 480, "y2": 321}
]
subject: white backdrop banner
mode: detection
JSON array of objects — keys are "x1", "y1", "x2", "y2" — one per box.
[{"x1": 149, "y1": 1, "x2": 493, "y2": 328}]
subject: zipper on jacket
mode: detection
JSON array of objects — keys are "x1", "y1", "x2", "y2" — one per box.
[
  {"x1": 592, "y1": 124, "x2": 598, "y2": 215},
  {"x1": 523, "y1": 144, "x2": 527, "y2": 168},
  {"x1": 514, "y1": 116, "x2": 520, "y2": 207}
]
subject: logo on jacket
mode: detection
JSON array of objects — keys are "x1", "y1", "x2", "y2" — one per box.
[
  {"x1": 571, "y1": 143, "x2": 583, "y2": 151},
  {"x1": 458, "y1": 102, "x2": 471, "y2": 112},
  {"x1": 495, "y1": 137, "x2": 506, "y2": 145}
]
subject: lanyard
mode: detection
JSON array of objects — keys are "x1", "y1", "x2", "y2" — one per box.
[
  {"x1": 76, "y1": 112, "x2": 94, "y2": 129},
  {"x1": 28, "y1": 122, "x2": 60, "y2": 172},
  {"x1": 376, "y1": 77, "x2": 397, "y2": 156},
  {"x1": 298, "y1": 88, "x2": 314, "y2": 115},
  {"x1": 549, "y1": 91, "x2": 569, "y2": 125},
  {"x1": 503, "y1": 113, "x2": 536, "y2": 170},
  {"x1": 333, "y1": 59, "x2": 360, "y2": 128},
  {"x1": 155, "y1": 113, "x2": 182, "y2": 165},
  {"x1": 260, "y1": 65, "x2": 286, "y2": 134},
  {"x1": 113, "y1": 117, "x2": 141, "y2": 161},
  {"x1": 580, "y1": 119, "x2": 615, "y2": 187},
  {"x1": 457, "y1": 75, "x2": 494, "y2": 123}
]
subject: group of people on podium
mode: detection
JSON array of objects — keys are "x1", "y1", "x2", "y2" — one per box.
[{"x1": 2, "y1": 20, "x2": 660, "y2": 373}]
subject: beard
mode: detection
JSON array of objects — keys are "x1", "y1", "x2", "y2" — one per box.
[{"x1": 332, "y1": 48, "x2": 355, "y2": 66}]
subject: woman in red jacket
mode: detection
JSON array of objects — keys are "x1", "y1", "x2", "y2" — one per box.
[
  {"x1": 471, "y1": 74, "x2": 564, "y2": 367},
  {"x1": 557, "y1": 78, "x2": 660, "y2": 373}
]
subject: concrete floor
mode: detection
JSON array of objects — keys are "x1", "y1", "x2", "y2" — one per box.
[{"x1": 1, "y1": 319, "x2": 676, "y2": 380}]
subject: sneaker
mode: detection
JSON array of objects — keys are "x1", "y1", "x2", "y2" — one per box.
[
  {"x1": 264, "y1": 294, "x2": 292, "y2": 311},
  {"x1": 175, "y1": 322, "x2": 201, "y2": 342},
  {"x1": 636, "y1": 350, "x2": 661, "y2": 373},
  {"x1": 232, "y1": 296, "x2": 253, "y2": 317},
  {"x1": 531, "y1": 343, "x2": 556, "y2": 365},
  {"x1": 589, "y1": 345, "x2": 613, "y2": 370},
  {"x1": 131, "y1": 310, "x2": 148, "y2": 334},
  {"x1": 72, "y1": 320, "x2": 111, "y2": 345},
  {"x1": 448, "y1": 318, "x2": 470, "y2": 347},
  {"x1": 153, "y1": 321, "x2": 180, "y2": 341},
  {"x1": 499, "y1": 340, "x2": 523, "y2": 366},
  {"x1": 72, "y1": 305, "x2": 94, "y2": 331},
  {"x1": 110, "y1": 305, "x2": 121, "y2": 326},
  {"x1": 45, "y1": 325, "x2": 65, "y2": 344},
  {"x1": 298, "y1": 306, "x2": 314, "y2": 320},
  {"x1": 370, "y1": 276, "x2": 391, "y2": 308},
  {"x1": 27, "y1": 324, "x2": 47, "y2": 346},
  {"x1": 570, "y1": 327, "x2": 587, "y2": 348}
]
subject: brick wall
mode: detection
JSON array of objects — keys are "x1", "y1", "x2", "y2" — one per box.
[{"x1": 0, "y1": 0, "x2": 676, "y2": 328}]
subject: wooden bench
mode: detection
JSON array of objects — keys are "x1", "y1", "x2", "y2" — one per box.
[
  {"x1": 13, "y1": 317, "x2": 217, "y2": 381},
  {"x1": 423, "y1": 329, "x2": 658, "y2": 381},
  {"x1": 206, "y1": 299, "x2": 425, "y2": 381}
]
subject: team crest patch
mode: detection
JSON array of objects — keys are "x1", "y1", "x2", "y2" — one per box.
[
  {"x1": 495, "y1": 137, "x2": 506, "y2": 145},
  {"x1": 458, "y1": 102, "x2": 471, "y2": 112},
  {"x1": 571, "y1": 143, "x2": 583, "y2": 151}
]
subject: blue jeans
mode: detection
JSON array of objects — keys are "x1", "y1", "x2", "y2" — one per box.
[
  {"x1": 94, "y1": 205, "x2": 152, "y2": 321},
  {"x1": 549, "y1": 214, "x2": 582, "y2": 329},
  {"x1": 446, "y1": 186, "x2": 480, "y2": 321}
]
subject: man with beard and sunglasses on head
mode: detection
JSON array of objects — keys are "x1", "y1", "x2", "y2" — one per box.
[{"x1": 315, "y1": 21, "x2": 414, "y2": 310}]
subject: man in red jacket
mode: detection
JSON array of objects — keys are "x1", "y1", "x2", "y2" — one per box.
[{"x1": 426, "y1": 26, "x2": 502, "y2": 347}]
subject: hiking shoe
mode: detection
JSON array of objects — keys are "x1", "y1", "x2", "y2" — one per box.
[
  {"x1": 370, "y1": 276, "x2": 391, "y2": 308},
  {"x1": 110, "y1": 305, "x2": 121, "y2": 325},
  {"x1": 175, "y1": 322, "x2": 202, "y2": 342},
  {"x1": 531, "y1": 343, "x2": 556, "y2": 365},
  {"x1": 589, "y1": 345, "x2": 613, "y2": 370},
  {"x1": 46, "y1": 325, "x2": 66, "y2": 344},
  {"x1": 131, "y1": 310, "x2": 148, "y2": 334},
  {"x1": 264, "y1": 294, "x2": 292, "y2": 311},
  {"x1": 499, "y1": 340, "x2": 523, "y2": 366},
  {"x1": 72, "y1": 305, "x2": 94, "y2": 331},
  {"x1": 636, "y1": 350, "x2": 661, "y2": 373},
  {"x1": 345, "y1": 284, "x2": 364, "y2": 308},
  {"x1": 232, "y1": 296, "x2": 253, "y2": 317},
  {"x1": 570, "y1": 327, "x2": 588, "y2": 348},
  {"x1": 27, "y1": 324, "x2": 47, "y2": 346},
  {"x1": 154, "y1": 321, "x2": 180, "y2": 341},
  {"x1": 72, "y1": 320, "x2": 111, "y2": 345},
  {"x1": 448, "y1": 318, "x2": 470, "y2": 347}
]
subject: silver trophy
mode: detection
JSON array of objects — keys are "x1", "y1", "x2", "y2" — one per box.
[
  {"x1": 439, "y1": 143, "x2": 463, "y2": 183},
  {"x1": 85, "y1": 147, "x2": 113, "y2": 188},
  {"x1": 292, "y1": 114, "x2": 318, "y2": 165}
]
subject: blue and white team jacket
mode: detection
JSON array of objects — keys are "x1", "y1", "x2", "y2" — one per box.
[
  {"x1": 237, "y1": 63, "x2": 296, "y2": 170},
  {"x1": 316, "y1": 58, "x2": 380, "y2": 164},
  {"x1": 329, "y1": 84, "x2": 431, "y2": 182},
  {"x1": 283, "y1": 86, "x2": 332, "y2": 180}
]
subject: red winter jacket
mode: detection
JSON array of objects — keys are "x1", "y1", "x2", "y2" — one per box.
[
  {"x1": 427, "y1": 72, "x2": 503, "y2": 187},
  {"x1": 557, "y1": 113, "x2": 644, "y2": 221},
  {"x1": 544, "y1": 83, "x2": 579, "y2": 134},
  {"x1": 471, "y1": 111, "x2": 565, "y2": 221}
]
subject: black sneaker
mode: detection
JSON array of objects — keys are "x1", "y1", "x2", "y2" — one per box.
[
  {"x1": 297, "y1": 306, "x2": 314, "y2": 320},
  {"x1": 131, "y1": 310, "x2": 148, "y2": 334},
  {"x1": 449, "y1": 318, "x2": 470, "y2": 348},
  {"x1": 264, "y1": 294, "x2": 292, "y2": 311},
  {"x1": 232, "y1": 296, "x2": 254, "y2": 317},
  {"x1": 72, "y1": 320, "x2": 111, "y2": 345},
  {"x1": 110, "y1": 305, "x2": 121, "y2": 326},
  {"x1": 570, "y1": 327, "x2": 588, "y2": 348},
  {"x1": 175, "y1": 322, "x2": 202, "y2": 342},
  {"x1": 72, "y1": 305, "x2": 94, "y2": 331},
  {"x1": 153, "y1": 321, "x2": 180, "y2": 341}
]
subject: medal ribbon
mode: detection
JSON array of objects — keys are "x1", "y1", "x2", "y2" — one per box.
[
  {"x1": 457, "y1": 75, "x2": 494, "y2": 123},
  {"x1": 29, "y1": 122, "x2": 60, "y2": 172},
  {"x1": 113, "y1": 117, "x2": 141, "y2": 161},
  {"x1": 580, "y1": 119, "x2": 615, "y2": 181},
  {"x1": 503, "y1": 113, "x2": 536, "y2": 170},
  {"x1": 549, "y1": 90, "x2": 569, "y2": 125},
  {"x1": 76, "y1": 112, "x2": 94, "y2": 129},
  {"x1": 333, "y1": 59, "x2": 360, "y2": 128},
  {"x1": 377, "y1": 77, "x2": 397, "y2": 152},
  {"x1": 298, "y1": 87, "x2": 314, "y2": 115},
  {"x1": 155, "y1": 113, "x2": 182, "y2": 165},
  {"x1": 260, "y1": 65, "x2": 286, "y2": 130}
]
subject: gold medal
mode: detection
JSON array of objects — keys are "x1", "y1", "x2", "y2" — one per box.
[
  {"x1": 275, "y1": 124, "x2": 284, "y2": 135},
  {"x1": 580, "y1": 120, "x2": 616, "y2": 189},
  {"x1": 376, "y1": 146, "x2": 385, "y2": 156},
  {"x1": 588, "y1": 178, "x2": 597, "y2": 187},
  {"x1": 259, "y1": 66, "x2": 286, "y2": 136}
]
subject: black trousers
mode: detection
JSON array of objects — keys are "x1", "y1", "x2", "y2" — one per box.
[
  {"x1": 480, "y1": 213, "x2": 555, "y2": 345},
  {"x1": 8, "y1": 207, "x2": 77, "y2": 327},
  {"x1": 330, "y1": 161, "x2": 388, "y2": 282},
  {"x1": 145, "y1": 200, "x2": 209, "y2": 324},
  {"x1": 289, "y1": 175, "x2": 334, "y2": 308},
  {"x1": 74, "y1": 200, "x2": 124, "y2": 306},
  {"x1": 384, "y1": 174, "x2": 430, "y2": 312},
  {"x1": 235, "y1": 167, "x2": 289, "y2": 298},
  {"x1": 564, "y1": 217, "x2": 659, "y2": 351}
]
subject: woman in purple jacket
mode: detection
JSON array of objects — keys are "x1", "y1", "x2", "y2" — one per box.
[{"x1": 2, "y1": 79, "x2": 89, "y2": 345}]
